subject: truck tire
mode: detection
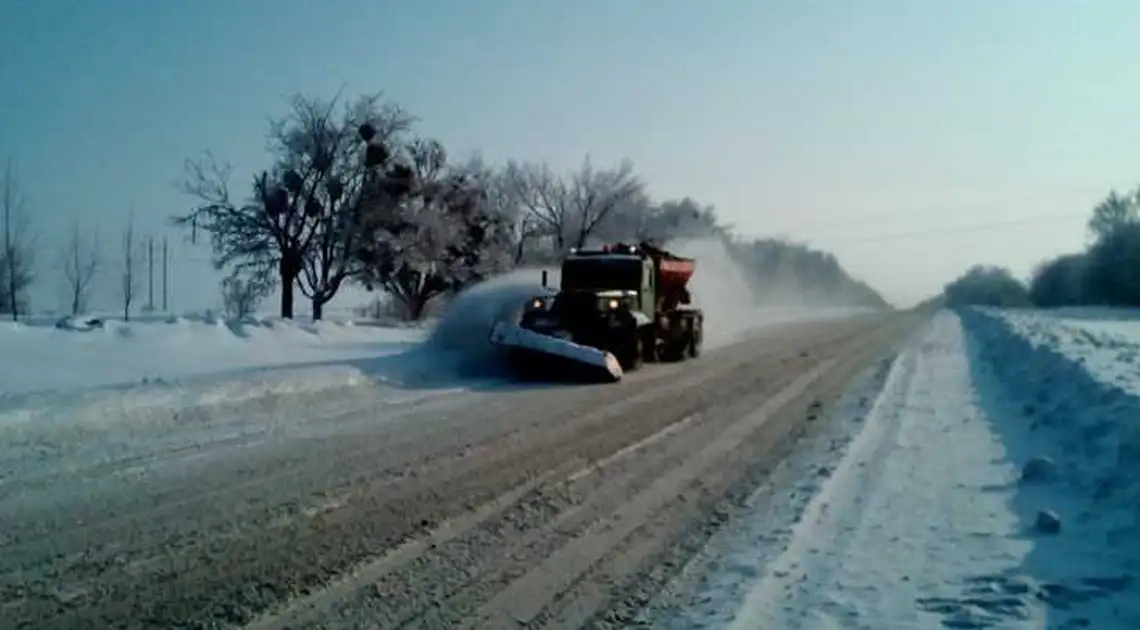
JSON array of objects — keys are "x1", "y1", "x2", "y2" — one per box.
[
  {"x1": 641, "y1": 326, "x2": 660, "y2": 363},
  {"x1": 687, "y1": 329, "x2": 702, "y2": 358},
  {"x1": 618, "y1": 333, "x2": 643, "y2": 371},
  {"x1": 687, "y1": 316, "x2": 703, "y2": 358}
]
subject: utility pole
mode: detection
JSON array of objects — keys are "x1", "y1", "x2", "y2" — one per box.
[
  {"x1": 3, "y1": 159, "x2": 16, "y2": 321},
  {"x1": 162, "y1": 237, "x2": 168, "y2": 312},
  {"x1": 147, "y1": 236, "x2": 155, "y2": 311}
]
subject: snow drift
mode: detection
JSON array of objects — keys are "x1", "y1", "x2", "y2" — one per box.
[
  {"x1": 0, "y1": 314, "x2": 424, "y2": 397},
  {"x1": 956, "y1": 307, "x2": 1140, "y2": 627},
  {"x1": 962, "y1": 308, "x2": 1140, "y2": 507}
]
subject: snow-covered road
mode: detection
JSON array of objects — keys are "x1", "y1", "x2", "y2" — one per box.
[
  {"x1": 9, "y1": 286, "x2": 1140, "y2": 629},
  {"x1": 1, "y1": 312, "x2": 914, "y2": 630},
  {"x1": 640, "y1": 310, "x2": 1140, "y2": 630}
]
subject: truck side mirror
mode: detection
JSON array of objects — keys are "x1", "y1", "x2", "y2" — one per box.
[{"x1": 541, "y1": 270, "x2": 548, "y2": 288}]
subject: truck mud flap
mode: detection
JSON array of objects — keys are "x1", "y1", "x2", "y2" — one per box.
[{"x1": 489, "y1": 322, "x2": 623, "y2": 383}]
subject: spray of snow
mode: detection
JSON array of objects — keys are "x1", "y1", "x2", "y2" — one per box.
[
  {"x1": 665, "y1": 237, "x2": 759, "y2": 348},
  {"x1": 666, "y1": 236, "x2": 869, "y2": 349},
  {"x1": 425, "y1": 267, "x2": 556, "y2": 377}
]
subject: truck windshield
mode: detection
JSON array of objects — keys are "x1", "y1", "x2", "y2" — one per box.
[{"x1": 561, "y1": 257, "x2": 642, "y2": 291}]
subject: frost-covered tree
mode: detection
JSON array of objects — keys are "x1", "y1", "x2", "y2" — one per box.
[
  {"x1": 1082, "y1": 223, "x2": 1140, "y2": 306},
  {"x1": 353, "y1": 128, "x2": 514, "y2": 320},
  {"x1": 943, "y1": 265, "x2": 1030, "y2": 308},
  {"x1": 1028, "y1": 253, "x2": 1088, "y2": 307}
]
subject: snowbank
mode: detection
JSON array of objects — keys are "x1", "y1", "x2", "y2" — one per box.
[
  {"x1": 957, "y1": 307, "x2": 1140, "y2": 627},
  {"x1": 0, "y1": 314, "x2": 425, "y2": 397},
  {"x1": 963, "y1": 307, "x2": 1140, "y2": 517}
]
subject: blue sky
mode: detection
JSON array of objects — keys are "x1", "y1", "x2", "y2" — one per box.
[{"x1": 4, "y1": 0, "x2": 1140, "y2": 310}]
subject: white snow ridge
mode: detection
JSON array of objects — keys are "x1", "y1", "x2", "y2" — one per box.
[{"x1": 636, "y1": 309, "x2": 1140, "y2": 630}]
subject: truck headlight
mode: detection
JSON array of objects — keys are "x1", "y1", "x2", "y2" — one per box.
[
  {"x1": 530, "y1": 298, "x2": 545, "y2": 310},
  {"x1": 607, "y1": 299, "x2": 620, "y2": 309}
]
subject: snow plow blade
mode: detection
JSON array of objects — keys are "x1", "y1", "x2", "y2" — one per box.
[{"x1": 489, "y1": 322, "x2": 623, "y2": 383}]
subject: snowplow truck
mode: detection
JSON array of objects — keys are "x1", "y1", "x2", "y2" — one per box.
[{"x1": 489, "y1": 242, "x2": 704, "y2": 383}]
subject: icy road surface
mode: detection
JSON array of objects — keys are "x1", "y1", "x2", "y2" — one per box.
[
  {"x1": 0, "y1": 310, "x2": 917, "y2": 629},
  {"x1": 637, "y1": 310, "x2": 1140, "y2": 630}
]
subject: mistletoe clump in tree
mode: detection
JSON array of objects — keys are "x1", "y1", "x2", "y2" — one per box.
[{"x1": 352, "y1": 124, "x2": 514, "y2": 320}]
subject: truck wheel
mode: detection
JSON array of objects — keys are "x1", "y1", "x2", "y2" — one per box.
[
  {"x1": 619, "y1": 334, "x2": 643, "y2": 371},
  {"x1": 687, "y1": 319, "x2": 703, "y2": 358},
  {"x1": 641, "y1": 327, "x2": 660, "y2": 363}
]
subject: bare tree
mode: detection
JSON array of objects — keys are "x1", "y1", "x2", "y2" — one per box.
[
  {"x1": 60, "y1": 219, "x2": 100, "y2": 315},
  {"x1": 1, "y1": 159, "x2": 35, "y2": 320},
  {"x1": 590, "y1": 188, "x2": 656, "y2": 244},
  {"x1": 502, "y1": 160, "x2": 569, "y2": 253},
  {"x1": 501, "y1": 157, "x2": 643, "y2": 255},
  {"x1": 565, "y1": 157, "x2": 642, "y2": 249},
  {"x1": 220, "y1": 268, "x2": 273, "y2": 320},
  {"x1": 120, "y1": 210, "x2": 139, "y2": 321},
  {"x1": 176, "y1": 92, "x2": 415, "y2": 320}
]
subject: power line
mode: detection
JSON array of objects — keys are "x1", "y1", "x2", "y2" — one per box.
[{"x1": 162, "y1": 237, "x2": 169, "y2": 311}]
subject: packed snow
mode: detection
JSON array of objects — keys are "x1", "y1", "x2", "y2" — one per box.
[
  {"x1": 0, "y1": 313, "x2": 426, "y2": 397},
  {"x1": 638, "y1": 308, "x2": 1140, "y2": 629}
]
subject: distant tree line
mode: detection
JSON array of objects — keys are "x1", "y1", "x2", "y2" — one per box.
[{"x1": 943, "y1": 189, "x2": 1140, "y2": 309}]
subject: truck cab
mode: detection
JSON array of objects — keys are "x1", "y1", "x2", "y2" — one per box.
[
  {"x1": 558, "y1": 245, "x2": 657, "y2": 322},
  {"x1": 519, "y1": 242, "x2": 703, "y2": 371}
]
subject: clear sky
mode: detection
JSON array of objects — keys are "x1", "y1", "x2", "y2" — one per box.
[{"x1": 4, "y1": 0, "x2": 1140, "y2": 311}]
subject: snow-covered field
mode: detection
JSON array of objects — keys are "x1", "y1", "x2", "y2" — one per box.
[
  {"x1": 639, "y1": 307, "x2": 1140, "y2": 629},
  {"x1": 0, "y1": 314, "x2": 428, "y2": 396},
  {"x1": 997, "y1": 306, "x2": 1140, "y2": 396}
]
